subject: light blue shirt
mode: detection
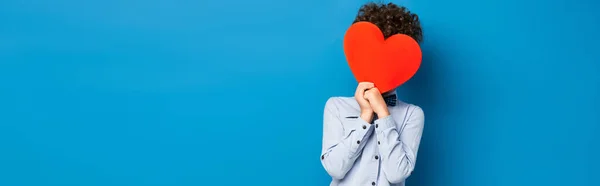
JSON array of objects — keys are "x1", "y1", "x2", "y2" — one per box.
[{"x1": 320, "y1": 91, "x2": 425, "y2": 186}]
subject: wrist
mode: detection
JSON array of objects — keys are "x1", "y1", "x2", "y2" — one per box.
[
  {"x1": 360, "y1": 111, "x2": 373, "y2": 123},
  {"x1": 361, "y1": 107, "x2": 373, "y2": 114},
  {"x1": 375, "y1": 108, "x2": 390, "y2": 118}
]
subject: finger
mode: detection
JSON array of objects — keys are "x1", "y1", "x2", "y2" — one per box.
[
  {"x1": 363, "y1": 89, "x2": 372, "y2": 100},
  {"x1": 359, "y1": 82, "x2": 375, "y2": 89},
  {"x1": 366, "y1": 88, "x2": 381, "y2": 99},
  {"x1": 356, "y1": 91, "x2": 364, "y2": 100},
  {"x1": 355, "y1": 86, "x2": 363, "y2": 97},
  {"x1": 355, "y1": 83, "x2": 364, "y2": 95},
  {"x1": 359, "y1": 84, "x2": 374, "y2": 95},
  {"x1": 370, "y1": 87, "x2": 380, "y2": 94},
  {"x1": 356, "y1": 83, "x2": 372, "y2": 96}
]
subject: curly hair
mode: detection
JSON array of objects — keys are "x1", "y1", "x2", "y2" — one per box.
[{"x1": 352, "y1": 2, "x2": 423, "y2": 43}]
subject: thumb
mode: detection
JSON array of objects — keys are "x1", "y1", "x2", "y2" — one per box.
[{"x1": 363, "y1": 91, "x2": 372, "y2": 100}]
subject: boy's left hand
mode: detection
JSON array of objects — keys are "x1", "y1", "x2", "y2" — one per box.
[{"x1": 364, "y1": 87, "x2": 390, "y2": 118}]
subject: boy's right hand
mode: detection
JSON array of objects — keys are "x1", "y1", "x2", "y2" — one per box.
[{"x1": 355, "y1": 82, "x2": 374, "y2": 123}]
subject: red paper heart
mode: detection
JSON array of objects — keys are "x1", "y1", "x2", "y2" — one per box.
[{"x1": 343, "y1": 21, "x2": 422, "y2": 93}]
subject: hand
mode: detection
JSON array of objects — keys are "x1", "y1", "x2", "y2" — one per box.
[
  {"x1": 364, "y1": 87, "x2": 390, "y2": 118},
  {"x1": 355, "y1": 82, "x2": 374, "y2": 122}
]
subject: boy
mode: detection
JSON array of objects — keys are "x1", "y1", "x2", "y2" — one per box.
[{"x1": 320, "y1": 2, "x2": 424, "y2": 186}]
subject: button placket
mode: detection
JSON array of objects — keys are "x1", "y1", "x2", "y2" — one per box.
[{"x1": 371, "y1": 142, "x2": 381, "y2": 186}]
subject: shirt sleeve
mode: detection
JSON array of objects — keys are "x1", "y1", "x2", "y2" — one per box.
[
  {"x1": 374, "y1": 105, "x2": 425, "y2": 183},
  {"x1": 320, "y1": 97, "x2": 374, "y2": 180}
]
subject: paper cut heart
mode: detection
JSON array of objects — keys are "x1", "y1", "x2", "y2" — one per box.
[{"x1": 343, "y1": 21, "x2": 422, "y2": 93}]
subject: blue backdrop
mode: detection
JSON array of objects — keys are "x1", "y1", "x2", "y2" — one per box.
[{"x1": 1, "y1": 0, "x2": 598, "y2": 185}]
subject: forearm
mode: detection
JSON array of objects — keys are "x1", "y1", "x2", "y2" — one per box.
[
  {"x1": 321, "y1": 116, "x2": 374, "y2": 179},
  {"x1": 374, "y1": 108, "x2": 424, "y2": 183},
  {"x1": 375, "y1": 117, "x2": 414, "y2": 183}
]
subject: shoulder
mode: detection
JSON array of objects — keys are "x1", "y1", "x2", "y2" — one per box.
[
  {"x1": 324, "y1": 96, "x2": 360, "y2": 114},
  {"x1": 325, "y1": 96, "x2": 355, "y2": 106},
  {"x1": 395, "y1": 101, "x2": 424, "y2": 120},
  {"x1": 409, "y1": 104, "x2": 424, "y2": 119}
]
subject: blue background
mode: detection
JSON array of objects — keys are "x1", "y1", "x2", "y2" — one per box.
[{"x1": 1, "y1": 0, "x2": 599, "y2": 185}]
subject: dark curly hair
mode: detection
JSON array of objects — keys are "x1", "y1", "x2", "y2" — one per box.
[{"x1": 353, "y1": 2, "x2": 423, "y2": 43}]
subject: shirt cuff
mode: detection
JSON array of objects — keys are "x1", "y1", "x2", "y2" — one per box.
[
  {"x1": 345, "y1": 116, "x2": 374, "y2": 156},
  {"x1": 374, "y1": 115, "x2": 396, "y2": 133}
]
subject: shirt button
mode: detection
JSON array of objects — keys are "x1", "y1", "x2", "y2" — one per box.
[
  {"x1": 321, "y1": 155, "x2": 325, "y2": 160},
  {"x1": 362, "y1": 125, "x2": 367, "y2": 129},
  {"x1": 377, "y1": 141, "x2": 380, "y2": 145},
  {"x1": 375, "y1": 155, "x2": 379, "y2": 160},
  {"x1": 375, "y1": 124, "x2": 378, "y2": 128},
  {"x1": 372, "y1": 181, "x2": 376, "y2": 185},
  {"x1": 356, "y1": 140, "x2": 360, "y2": 144}
]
